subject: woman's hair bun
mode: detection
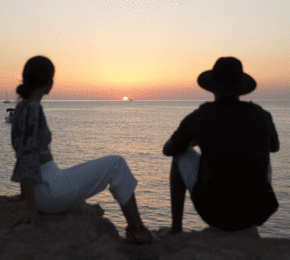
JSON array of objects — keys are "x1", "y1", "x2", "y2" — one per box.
[{"x1": 16, "y1": 83, "x2": 31, "y2": 99}]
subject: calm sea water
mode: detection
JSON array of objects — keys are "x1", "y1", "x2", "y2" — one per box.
[{"x1": 1, "y1": 100, "x2": 289, "y2": 238}]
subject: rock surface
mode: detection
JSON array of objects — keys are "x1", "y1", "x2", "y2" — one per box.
[{"x1": 1, "y1": 195, "x2": 290, "y2": 260}]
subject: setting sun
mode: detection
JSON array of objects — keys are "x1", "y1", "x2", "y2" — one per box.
[{"x1": 122, "y1": 97, "x2": 128, "y2": 101}]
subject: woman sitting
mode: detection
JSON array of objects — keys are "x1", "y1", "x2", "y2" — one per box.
[{"x1": 9, "y1": 55, "x2": 152, "y2": 244}]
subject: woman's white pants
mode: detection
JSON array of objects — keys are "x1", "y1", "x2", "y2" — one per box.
[{"x1": 35, "y1": 155, "x2": 137, "y2": 213}]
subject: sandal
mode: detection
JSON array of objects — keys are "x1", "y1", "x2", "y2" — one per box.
[{"x1": 125, "y1": 226, "x2": 153, "y2": 245}]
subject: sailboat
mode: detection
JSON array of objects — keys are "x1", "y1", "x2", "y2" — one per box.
[
  {"x1": 3, "y1": 92, "x2": 11, "y2": 103},
  {"x1": 5, "y1": 108, "x2": 14, "y2": 123}
]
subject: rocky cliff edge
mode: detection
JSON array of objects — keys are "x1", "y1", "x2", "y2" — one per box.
[{"x1": 0, "y1": 196, "x2": 289, "y2": 260}]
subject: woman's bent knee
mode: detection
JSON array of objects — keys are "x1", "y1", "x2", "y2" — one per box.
[{"x1": 110, "y1": 155, "x2": 126, "y2": 165}]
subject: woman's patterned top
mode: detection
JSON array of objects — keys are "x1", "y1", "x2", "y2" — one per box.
[{"x1": 11, "y1": 99, "x2": 52, "y2": 183}]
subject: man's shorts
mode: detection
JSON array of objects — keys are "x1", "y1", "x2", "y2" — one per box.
[{"x1": 177, "y1": 147, "x2": 272, "y2": 195}]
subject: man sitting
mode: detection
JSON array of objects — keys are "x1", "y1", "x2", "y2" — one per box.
[{"x1": 163, "y1": 57, "x2": 279, "y2": 234}]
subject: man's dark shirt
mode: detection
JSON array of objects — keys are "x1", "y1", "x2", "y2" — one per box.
[{"x1": 170, "y1": 98, "x2": 279, "y2": 231}]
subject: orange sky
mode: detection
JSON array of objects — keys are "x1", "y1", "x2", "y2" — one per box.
[{"x1": 0, "y1": 0, "x2": 289, "y2": 100}]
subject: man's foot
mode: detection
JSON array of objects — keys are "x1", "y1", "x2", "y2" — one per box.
[
  {"x1": 125, "y1": 226, "x2": 153, "y2": 245},
  {"x1": 6, "y1": 194, "x2": 25, "y2": 202}
]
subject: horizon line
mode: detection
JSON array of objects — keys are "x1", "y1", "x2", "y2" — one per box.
[{"x1": 1, "y1": 98, "x2": 289, "y2": 102}]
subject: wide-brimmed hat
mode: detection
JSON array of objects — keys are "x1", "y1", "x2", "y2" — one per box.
[{"x1": 197, "y1": 57, "x2": 256, "y2": 96}]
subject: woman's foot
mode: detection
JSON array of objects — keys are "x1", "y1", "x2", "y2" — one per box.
[
  {"x1": 125, "y1": 226, "x2": 153, "y2": 245},
  {"x1": 6, "y1": 194, "x2": 25, "y2": 202}
]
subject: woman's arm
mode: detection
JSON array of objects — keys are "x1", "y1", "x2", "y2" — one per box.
[
  {"x1": 12, "y1": 179, "x2": 42, "y2": 228},
  {"x1": 39, "y1": 153, "x2": 53, "y2": 164},
  {"x1": 11, "y1": 103, "x2": 43, "y2": 184},
  {"x1": 19, "y1": 153, "x2": 53, "y2": 208},
  {"x1": 21, "y1": 179, "x2": 38, "y2": 213}
]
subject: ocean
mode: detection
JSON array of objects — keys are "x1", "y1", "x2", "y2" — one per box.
[{"x1": 1, "y1": 100, "x2": 289, "y2": 238}]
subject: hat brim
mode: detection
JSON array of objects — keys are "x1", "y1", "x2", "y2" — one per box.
[{"x1": 197, "y1": 70, "x2": 256, "y2": 96}]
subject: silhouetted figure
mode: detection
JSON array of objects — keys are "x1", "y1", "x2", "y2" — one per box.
[
  {"x1": 163, "y1": 57, "x2": 279, "y2": 234},
  {"x1": 10, "y1": 56, "x2": 152, "y2": 244}
]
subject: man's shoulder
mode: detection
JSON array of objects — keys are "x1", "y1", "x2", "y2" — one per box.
[
  {"x1": 181, "y1": 102, "x2": 212, "y2": 122},
  {"x1": 199, "y1": 101, "x2": 215, "y2": 109},
  {"x1": 241, "y1": 101, "x2": 272, "y2": 117},
  {"x1": 187, "y1": 101, "x2": 214, "y2": 115}
]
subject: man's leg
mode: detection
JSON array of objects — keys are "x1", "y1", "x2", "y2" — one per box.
[
  {"x1": 170, "y1": 156, "x2": 186, "y2": 234},
  {"x1": 171, "y1": 147, "x2": 200, "y2": 234}
]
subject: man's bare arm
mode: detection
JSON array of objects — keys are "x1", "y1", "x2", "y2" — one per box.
[
  {"x1": 270, "y1": 133, "x2": 279, "y2": 153},
  {"x1": 163, "y1": 139, "x2": 197, "y2": 157}
]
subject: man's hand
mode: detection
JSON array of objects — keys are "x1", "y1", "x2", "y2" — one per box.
[
  {"x1": 189, "y1": 139, "x2": 197, "y2": 147},
  {"x1": 163, "y1": 139, "x2": 178, "y2": 156}
]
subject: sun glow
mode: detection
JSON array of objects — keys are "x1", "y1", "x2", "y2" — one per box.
[{"x1": 122, "y1": 97, "x2": 128, "y2": 101}]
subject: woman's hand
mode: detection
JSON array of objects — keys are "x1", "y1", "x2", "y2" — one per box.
[
  {"x1": 39, "y1": 153, "x2": 53, "y2": 164},
  {"x1": 13, "y1": 209, "x2": 43, "y2": 229}
]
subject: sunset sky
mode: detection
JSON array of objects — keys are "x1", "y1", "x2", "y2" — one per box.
[{"x1": 1, "y1": 0, "x2": 289, "y2": 100}]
